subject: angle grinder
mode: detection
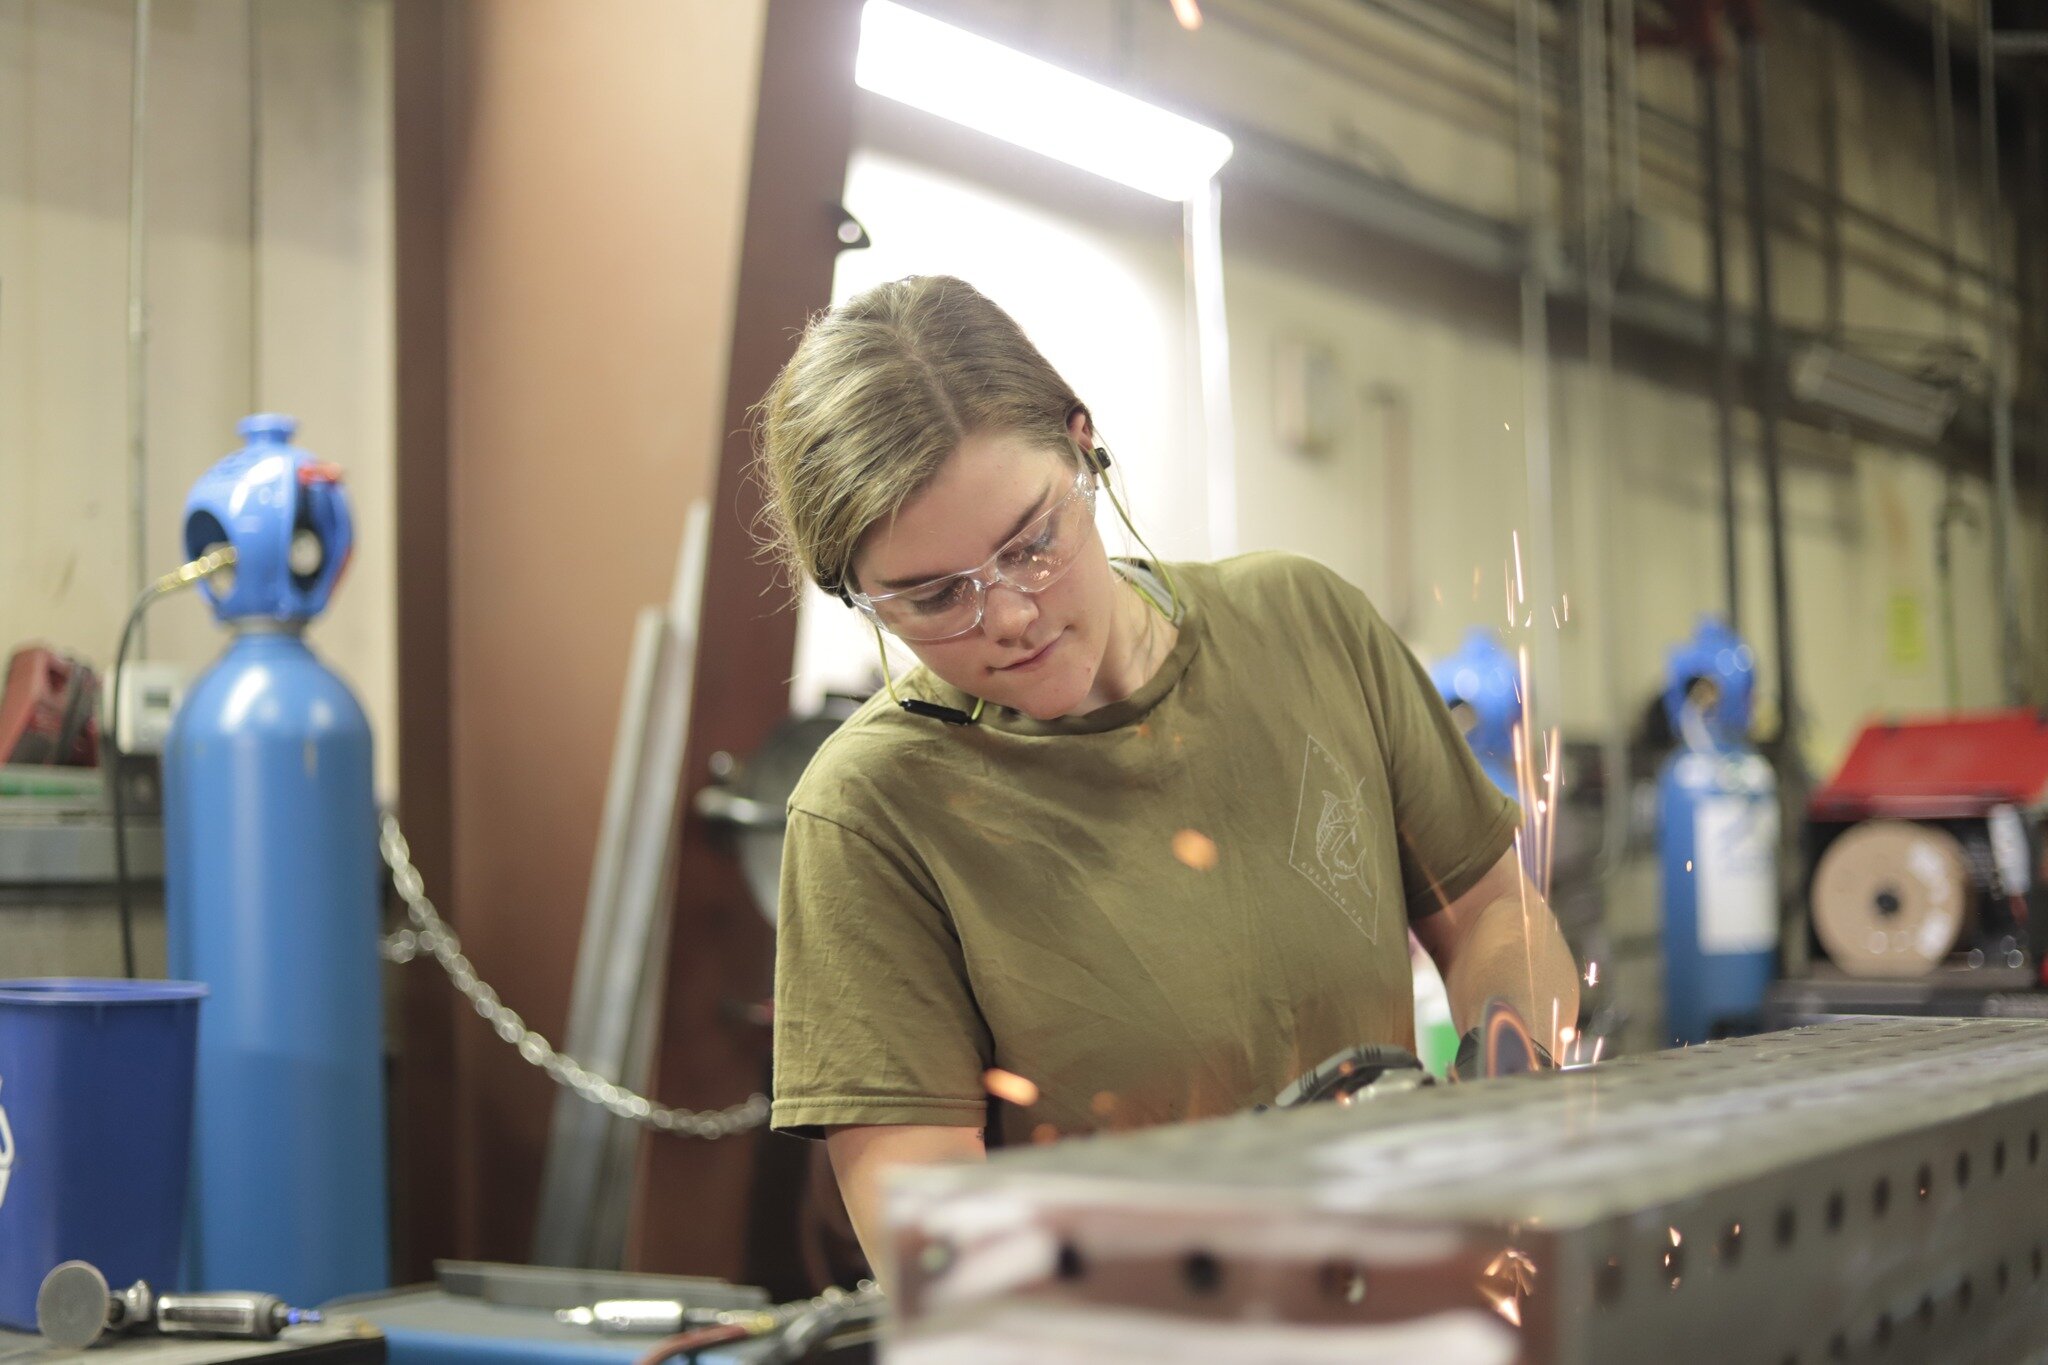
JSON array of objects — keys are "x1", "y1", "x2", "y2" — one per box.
[{"x1": 36, "y1": 1260, "x2": 323, "y2": 1350}]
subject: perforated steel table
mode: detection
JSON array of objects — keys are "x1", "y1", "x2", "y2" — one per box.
[{"x1": 886, "y1": 1018, "x2": 2048, "y2": 1363}]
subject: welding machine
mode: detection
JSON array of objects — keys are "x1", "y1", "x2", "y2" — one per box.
[{"x1": 1802, "y1": 709, "x2": 2048, "y2": 985}]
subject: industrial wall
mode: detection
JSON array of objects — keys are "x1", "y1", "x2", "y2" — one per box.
[
  {"x1": 801, "y1": 0, "x2": 2048, "y2": 780},
  {"x1": 0, "y1": 0, "x2": 398, "y2": 793}
]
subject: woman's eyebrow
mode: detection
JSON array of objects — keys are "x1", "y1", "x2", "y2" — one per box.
[{"x1": 876, "y1": 477, "x2": 1056, "y2": 590}]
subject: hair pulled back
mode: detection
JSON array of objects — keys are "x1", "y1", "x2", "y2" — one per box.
[{"x1": 754, "y1": 275, "x2": 1084, "y2": 596}]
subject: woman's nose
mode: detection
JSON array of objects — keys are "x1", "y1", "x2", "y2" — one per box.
[{"x1": 981, "y1": 582, "x2": 1039, "y2": 644}]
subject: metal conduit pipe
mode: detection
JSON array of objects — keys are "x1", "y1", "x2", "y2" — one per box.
[
  {"x1": 1933, "y1": 8, "x2": 1967, "y2": 712},
  {"x1": 1975, "y1": 0, "x2": 2026, "y2": 705},
  {"x1": 126, "y1": 0, "x2": 153, "y2": 653},
  {"x1": 1730, "y1": 7, "x2": 1803, "y2": 771},
  {"x1": 1699, "y1": 45, "x2": 1741, "y2": 633},
  {"x1": 1344, "y1": 0, "x2": 2022, "y2": 302},
  {"x1": 1514, "y1": 0, "x2": 1563, "y2": 725},
  {"x1": 1578, "y1": 0, "x2": 1631, "y2": 883}
]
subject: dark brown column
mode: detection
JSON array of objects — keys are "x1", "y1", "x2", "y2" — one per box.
[
  {"x1": 394, "y1": 0, "x2": 770, "y2": 1266},
  {"x1": 628, "y1": 0, "x2": 864, "y2": 1283},
  {"x1": 390, "y1": 0, "x2": 459, "y2": 1282}
]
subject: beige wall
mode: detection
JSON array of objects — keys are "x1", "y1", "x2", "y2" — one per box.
[{"x1": 0, "y1": 0, "x2": 397, "y2": 790}]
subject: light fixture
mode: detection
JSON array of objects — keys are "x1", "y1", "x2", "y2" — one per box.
[
  {"x1": 1788, "y1": 343, "x2": 1958, "y2": 443},
  {"x1": 855, "y1": 0, "x2": 1233, "y2": 202}
]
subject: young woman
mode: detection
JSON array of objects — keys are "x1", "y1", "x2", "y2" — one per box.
[{"x1": 754, "y1": 275, "x2": 1578, "y2": 1273}]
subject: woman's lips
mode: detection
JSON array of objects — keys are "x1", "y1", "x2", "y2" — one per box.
[{"x1": 996, "y1": 632, "x2": 1061, "y2": 672}]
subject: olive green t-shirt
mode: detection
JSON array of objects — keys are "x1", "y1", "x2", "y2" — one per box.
[{"x1": 770, "y1": 553, "x2": 1519, "y2": 1144}]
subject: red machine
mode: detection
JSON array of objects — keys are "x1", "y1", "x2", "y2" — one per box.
[
  {"x1": 1806, "y1": 709, "x2": 2048, "y2": 987},
  {"x1": 0, "y1": 646, "x2": 102, "y2": 767}
]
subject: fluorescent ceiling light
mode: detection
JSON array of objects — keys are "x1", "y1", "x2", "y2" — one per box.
[
  {"x1": 856, "y1": 0, "x2": 1234, "y2": 201},
  {"x1": 1788, "y1": 344, "x2": 1958, "y2": 443}
]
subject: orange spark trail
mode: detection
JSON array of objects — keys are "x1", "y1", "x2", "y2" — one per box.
[{"x1": 983, "y1": 1068, "x2": 1040, "y2": 1107}]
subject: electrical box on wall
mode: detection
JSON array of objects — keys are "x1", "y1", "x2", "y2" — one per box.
[
  {"x1": 115, "y1": 661, "x2": 188, "y2": 755},
  {"x1": 1272, "y1": 335, "x2": 1343, "y2": 459}
]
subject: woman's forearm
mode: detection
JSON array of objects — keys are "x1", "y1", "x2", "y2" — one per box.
[
  {"x1": 1443, "y1": 888, "x2": 1582, "y2": 1056},
  {"x1": 825, "y1": 1123, "x2": 987, "y2": 1287}
]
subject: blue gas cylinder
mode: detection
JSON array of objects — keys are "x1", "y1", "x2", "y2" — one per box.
[
  {"x1": 1656, "y1": 616, "x2": 1778, "y2": 1045},
  {"x1": 162, "y1": 415, "x2": 388, "y2": 1303},
  {"x1": 1429, "y1": 626, "x2": 1520, "y2": 799}
]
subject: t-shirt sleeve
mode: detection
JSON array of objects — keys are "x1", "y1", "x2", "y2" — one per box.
[
  {"x1": 1341, "y1": 581, "x2": 1522, "y2": 921},
  {"x1": 771, "y1": 807, "x2": 993, "y2": 1140}
]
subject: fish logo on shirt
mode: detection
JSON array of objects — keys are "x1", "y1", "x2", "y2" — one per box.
[
  {"x1": 1289, "y1": 735, "x2": 1379, "y2": 940},
  {"x1": 1315, "y1": 780, "x2": 1371, "y2": 885}
]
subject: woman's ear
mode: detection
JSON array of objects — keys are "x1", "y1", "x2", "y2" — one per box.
[{"x1": 1066, "y1": 405, "x2": 1095, "y2": 448}]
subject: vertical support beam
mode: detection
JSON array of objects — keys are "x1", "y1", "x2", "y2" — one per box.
[
  {"x1": 630, "y1": 0, "x2": 863, "y2": 1284},
  {"x1": 390, "y1": 0, "x2": 460, "y2": 1282}
]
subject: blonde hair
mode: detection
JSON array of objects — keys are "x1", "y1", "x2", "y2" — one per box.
[{"x1": 754, "y1": 275, "x2": 1085, "y2": 597}]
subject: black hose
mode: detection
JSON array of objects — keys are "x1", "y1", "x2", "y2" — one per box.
[{"x1": 108, "y1": 583, "x2": 159, "y2": 979}]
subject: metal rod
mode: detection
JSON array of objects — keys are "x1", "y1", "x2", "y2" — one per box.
[
  {"x1": 126, "y1": 0, "x2": 153, "y2": 653},
  {"x1": 1734, "y1": 17, "x2": 1801, "y2": 765},
  {"x1": 1977, "y1": 0, "x2": 2025, "y2": 705},
  {"x1": 1699, "y1": 53, "x2": 1740, "y2": 634}
]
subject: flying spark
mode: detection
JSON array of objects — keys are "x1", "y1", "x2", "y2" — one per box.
[
  {"x1": 1173, "y1": 829, "x2": 1220, "y2": 872},
  {"x1": 1512, "y1": 531, "x2": 1525, "y2": 604},
  {"x1": 1169, "y1": 0, "x2": 1204, "y2": 29},
  {"x1": 1585, "y1": 961, "x2": 1600, "y2": 987},
  {"x1": 984, "y1": 1068, "x2": 1040, "y2": 1107}
]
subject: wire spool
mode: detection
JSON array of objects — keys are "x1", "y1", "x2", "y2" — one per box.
[{"x1": 1811, "y1": 820, "x2": 1974, "y2": 978}]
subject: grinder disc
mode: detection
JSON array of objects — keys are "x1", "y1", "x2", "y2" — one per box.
[
  {"x1": 37, "y1": 1260, "x2": 110, "y2": 1350},
  {"x1": 1811, "y1": 820, "x2": 1972, "y2": 978}
]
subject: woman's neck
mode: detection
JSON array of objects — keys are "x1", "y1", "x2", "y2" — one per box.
[{"x1": 1082, "y1": 573, "x2": 1178, "y2": 712}]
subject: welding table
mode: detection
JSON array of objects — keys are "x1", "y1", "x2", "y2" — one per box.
[{"x1": 885, "y1": 1017, "x2": 2048, "y2": 1363}]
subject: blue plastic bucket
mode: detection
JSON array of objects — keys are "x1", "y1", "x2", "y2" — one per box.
[{"x1": 0, "y1": 979, "x2": 206, "y2": 1331}]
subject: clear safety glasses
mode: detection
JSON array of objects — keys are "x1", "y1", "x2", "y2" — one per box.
[{"x1": 847, "y1": 468, "x2": 1097, "y2": 642}]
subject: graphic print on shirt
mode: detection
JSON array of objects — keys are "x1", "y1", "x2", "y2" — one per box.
[{"x1": 1288, "y1": 734, "x2": 1379, "y2": 941}]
